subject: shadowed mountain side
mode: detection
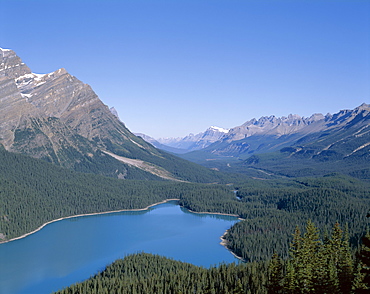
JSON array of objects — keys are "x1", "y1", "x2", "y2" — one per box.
[
  {"x1": 178, "y1": 104, "x2": 370, "y2": 179},
  {"x1": 0, "y1": 48, "x2": 237, "y2": 183}
]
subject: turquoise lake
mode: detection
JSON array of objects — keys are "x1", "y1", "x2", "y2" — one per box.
[{"x1": 0, "y1": 201, "x2": 239, "y2": 294}]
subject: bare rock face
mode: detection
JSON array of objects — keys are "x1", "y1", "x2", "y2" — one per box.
[
  {"x1": 0, "y1": 48, "x2": 31, "y2": 79},
  {"x1": 0, "y1": 47, "x2": 158, "y2": 170},
  {"x1": 225, "y1": 114, "x2": 327, "y2": 142}
]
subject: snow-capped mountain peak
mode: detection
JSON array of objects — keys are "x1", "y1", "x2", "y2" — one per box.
[
  {"x1": 209, "y1": 126, "x2": 229, "y2": 133},
  {"x1": 146, "y1": 126, "x2": 229, "y2": 152}
]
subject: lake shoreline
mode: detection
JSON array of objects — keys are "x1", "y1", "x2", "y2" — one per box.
[
  {"x1": 1, "y1": 199, "x2": 243, "y2": 255},
  {"x1": 184, "y1": 208, "x2": 244, "y2": 220},
  {"x1": 220, "y1": 230, "x2": 245, "y2": 262},
  {"x1": 1, "y1": 198, "x2": 181, "y2": 244},
  {"x1": 180, "y1": 207, "x2": 245, "y2": 261}
]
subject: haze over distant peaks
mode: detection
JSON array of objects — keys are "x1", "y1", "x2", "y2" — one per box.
[
  {"x1": 146, "y1": 103, "x2": 370, "y2": 163},
  {"x1": 224, "y1": 113, "x2": 327, "y2": 142},
  {"x1": 109, "y1": 106, "x2": 119, "y2": 119},
  {"x1": 148, "y1": 126, "x2": 230, "y2": 152},
  {"x1": 179, "y1": 103, "x2": 370, "y2": 163}
]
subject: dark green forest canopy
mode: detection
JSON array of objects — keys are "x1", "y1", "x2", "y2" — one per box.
[
  {"x1": 1, "y1": 147, "x2": 370, "y2": 264},
  {"x1": 53, "y1": 252, "x2": 268, "y2": 294},
  {"x1": 53, "y1": 221, "x2": 370, "y2": 294},
  {"x1": 221, "y1": 175, "x2": 370, "y2": 261},
  {"x1": 0, "y1": 147, "x2": 239, "y2": 241}
]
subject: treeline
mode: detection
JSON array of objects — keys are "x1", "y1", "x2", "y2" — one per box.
[
  {"x1": 223, "y1": 175, "x2": 370, "y2": 261},
  {"x1": 54, "y1": 222, "x2": 370, "y2": 294},
  {"x1": 239, "y1": 145, "x2": 370, "y2": 180},
  {"x1": 0, "y1": 148, "x2": 235, "y2": 241},
  {"x1": 177, "y1": 173, "x2": 370, "y2": 261},
  {"x1": 54, "y1": 252, "x2": 268, "y2": 294},
  {"x1": 1, "y1": 146, "x2": 370, "y2": 266},
  {"x1": 266, "y1": 221, "x2": 370, "y2": 293}
]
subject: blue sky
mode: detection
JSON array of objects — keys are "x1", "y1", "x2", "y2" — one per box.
[{"x1": 2, "y1": 0, "x2": 369, "y2": 138}]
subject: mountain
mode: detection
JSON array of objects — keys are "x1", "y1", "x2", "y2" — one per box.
[
  {"x1": 0, "y1": 48, "x2": 226, "y2": 183},
  {"x1": 254, "y1": 103, "x2": 370, "y2": 178},
  {"x1": 181, "y1": 104, "x2": 370, "y2": 179},
  {"x1": 109, "y1": 106, "x2": 121, "y2": 120},
  {"x1": 181, "y1": 105, "x2": 367, "y2": 158},
  {"x1": 134, "y1": 133, "x2": 189, "y2": 154},
  {"x1": 152, "y1": 126, "x2": 229, "y2": 153},
  {"x1": 188, "y1": 113, "x2": 329, "y2": 159}
]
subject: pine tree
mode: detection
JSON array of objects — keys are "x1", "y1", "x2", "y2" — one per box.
[
  {"x1": 336, "y1": 224, "x2": 353, "y2": 293},
  {"x1": 313, "y1": 244, "x2": 339, "y2": 294},
  {"x1": 299, "y1": 220, "x2": 321, "y2": 293},
  {"x1": 352, "y1": 262, "x2": 368, "y2": 293},
  {"x1": 290, "y1": 226, "x2": 303, "y2": 260},
  {"x1": 284, "y1": 260, "x2": 298, "y2": 294},
  {"x1": 267, "y1": 253, "x2": 283, "y2": 294},
  {"x1": 354, "y1": 230, "x2": 370, "y2": 293},
  {"x1": 280, "y1": 220, "x2": 356, "y2": 294}
]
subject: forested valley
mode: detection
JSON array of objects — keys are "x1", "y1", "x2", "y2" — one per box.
[
  {"x1": 0, "y1": 148, "x2": 234, "y2": 241},
  {"x1": 1, "y1": 146, "x2": 369, "y2": 293}
]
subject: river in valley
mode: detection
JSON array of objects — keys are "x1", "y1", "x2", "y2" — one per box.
[{"x1": 0, "y1": 201, "x2": 239, "y2": 294}]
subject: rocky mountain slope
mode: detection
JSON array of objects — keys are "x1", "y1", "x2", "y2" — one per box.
[
  {"x1": 181, "y1": 104, "x2": 369, "y2": 159},
  {"x1": 0, "y1": 48, "x2": 223, "y2": 182},
  {"x1": 181, "y1": 104, "x2": 370, "y2": 179},
  {"x1": 145, "y1": 126, "x2": 229, "y2": 153},
  {"x1": 0, "y1": 48, "x2": 150, "y2": 168}
]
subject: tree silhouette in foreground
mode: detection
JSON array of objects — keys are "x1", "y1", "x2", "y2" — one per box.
[{"x1": 267, "y1": 220, "x2": 354, "y2": 294}]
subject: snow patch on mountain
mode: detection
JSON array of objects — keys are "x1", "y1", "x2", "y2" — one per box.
[
  {"x1": 150, "y1": 126, "x2": 230, "y2": 153},
  {"x1": 209, "y1": 126, "x2": 229, "y2": 133}
]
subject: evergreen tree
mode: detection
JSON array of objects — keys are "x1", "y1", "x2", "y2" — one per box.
[
  {"x1": 352, "y1": 263, "x2": 368, "y2": 293},
  {"x1": 313, "y1": 243, "x2": 339, "y2": 294},
  {"x1": 354, "y1": 230, "x2": 370, "y2": 293},
  {"x1": 284, "y1": 260, "x2": 298, "y2": 294},
  {"x1": 330, "y1": 223, "x2": 353, "y2": 293},
  {"x1": 281, "y1": 221, "x2": 355, "y2": 294},
  {"x1": 298, "y1": 220, "x2": 321, "y2": 293},
  {"x1": 267, "y1": 253, "x2": 283, "y2": 294}
]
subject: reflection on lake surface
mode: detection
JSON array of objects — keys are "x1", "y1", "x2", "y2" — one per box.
[{"x1": 0, "y1": 201, "x2": 239, "y2": 294}]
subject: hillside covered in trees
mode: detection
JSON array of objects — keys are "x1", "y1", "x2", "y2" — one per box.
[
  {"x1": 0, "y1": 133, "x2": 369, "y2": 293},
  {"x1": 54, "y1": 220, "x2": 370, "y2": 294},
  {"x1": 0, "y1": 148, "x2": 236, "y2": 241},
  {"x1": 1, "y1": 146, "x2": 369, "y2": 262},
  {"x1": 54, "y1": 252, "x2": 268, "y2": 294}
]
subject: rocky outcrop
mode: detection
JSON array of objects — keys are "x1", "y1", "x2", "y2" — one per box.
[
  {"x1": 0, "y1": 47, "x2": 161, "y2": 173},
  {"x1": 0, "y1": 48, "x2": 31, "y2": 79},
  {"x1": 181, "y1": 104, "x2": 370, "y2": 159},
  {"x1": 224, "y1": 113, "x2": 327, "y2": 142}
]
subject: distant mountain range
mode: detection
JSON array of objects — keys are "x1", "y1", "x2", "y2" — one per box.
[
  {"x1": 0, "y1": 47, "x2": 224, "y2": 183},
  {"x1": 1, "y1": 47, "x2": 368, "y2": 182},
  {"x1": 176, "y1": 103, "x2": 370, "y2": 179},
  {"x1": 190, "y1": 103, "x2": 369, "y2": 157},
  {"x1": 141, "y1": 105, "x2": 369, "y2": 159},
  {"x1": 136, "y1": 103, "x2": 370, "y2": 179},
  {"x1": 136, "y1": 126, "x2": 229, "y2": 154}
]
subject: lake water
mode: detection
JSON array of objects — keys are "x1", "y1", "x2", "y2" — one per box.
[{"x1": 0, "y1": 201, "x2": 239, "y2": 294}]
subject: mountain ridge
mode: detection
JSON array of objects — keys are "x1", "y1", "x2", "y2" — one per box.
[
  {"x1": 0, "y1": 47, "x2": 226, "y2": 183},
  {"x1": 178, "y1": 104, "x2": 368, "y2": 159},
  {"x1": 177, "y1": 103, "x2": 370, "y2": 179},
  {"x1": 0, "y1": 48, "x2": 146, "y2": 166},
  {"x1": 141, "y1": 126, "x2": 230, "y2": 153}
]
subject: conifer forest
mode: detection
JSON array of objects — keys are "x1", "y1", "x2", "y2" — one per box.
[{"x1": 0, "y1": 145, "x2": 369, "y2": 293}]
